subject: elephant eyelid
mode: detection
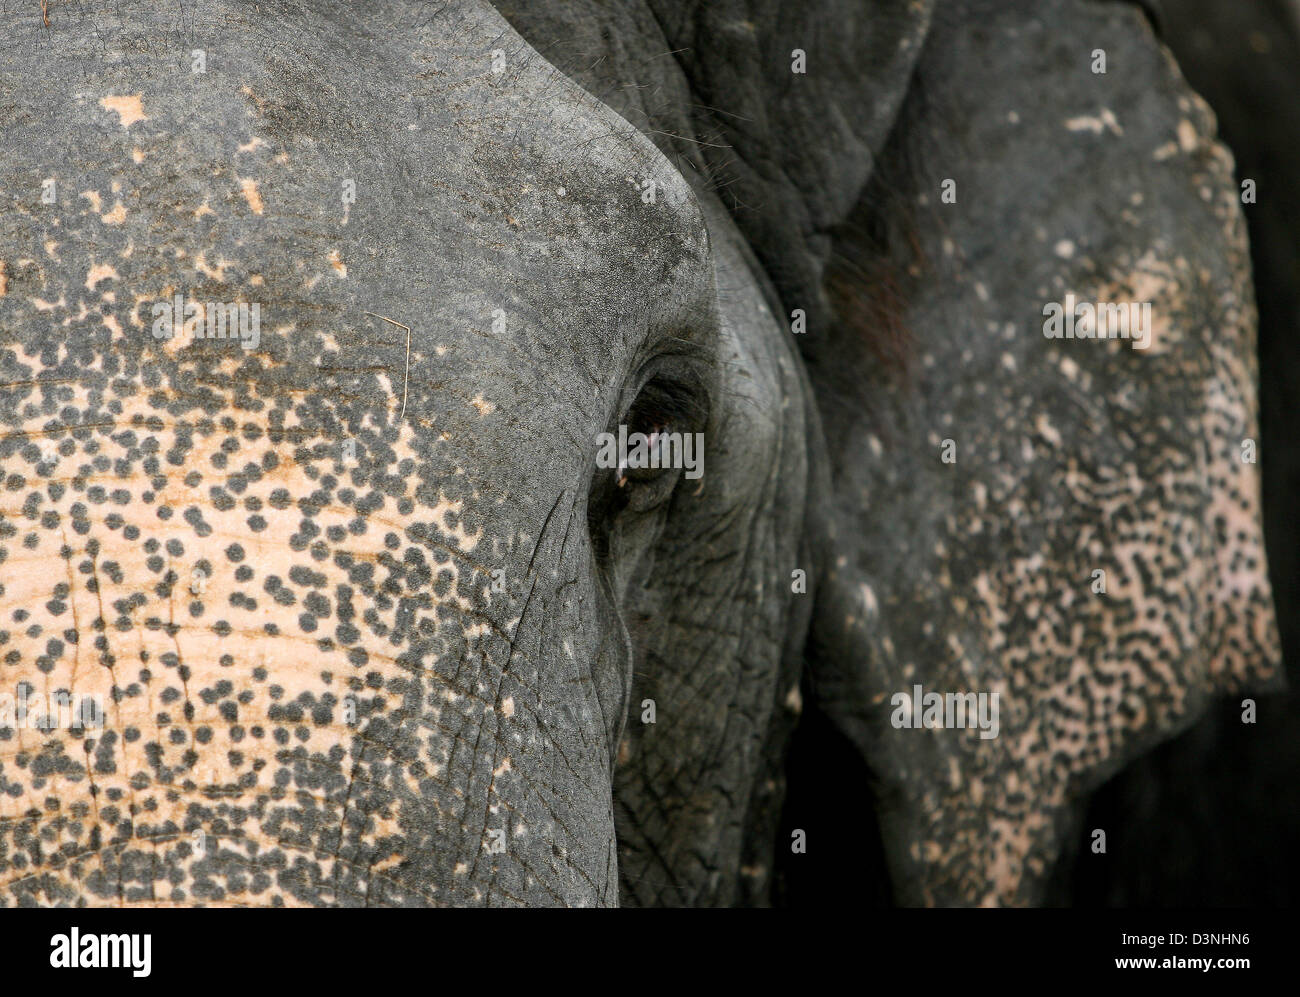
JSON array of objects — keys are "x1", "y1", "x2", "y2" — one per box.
[{"x1": 624, "y1": 367, "x2": 710, "y2": 440}]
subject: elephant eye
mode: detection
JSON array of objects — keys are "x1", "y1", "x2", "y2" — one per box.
[
  {"x1": 617, "y1": 404, "x2": 677, "y2": 488},
  {"x1": 618, "y1": 371, "x2": 707, "y2": 486},
  {"x1": 587, "y1": 365, "x2": 710, "y2": 544}
]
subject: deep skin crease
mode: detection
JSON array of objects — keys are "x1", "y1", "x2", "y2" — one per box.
[{"x1": 0, "y1": 0, "x2": 1280, "y2": 906}]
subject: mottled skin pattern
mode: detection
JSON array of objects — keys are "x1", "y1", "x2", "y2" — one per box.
[
  {"x1": 0, "y1": 0, "x2": 1278, "y2": 906},
  {"x1": 806, "y1": 0, "x2": 1279, "y2": 904},
  {"x1": 1068, "y1": 0, "x2": 1300, "y2": 906}
]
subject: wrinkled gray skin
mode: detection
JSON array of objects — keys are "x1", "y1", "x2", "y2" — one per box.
[{"x1": 0, "y1": 0, "x2": 1279, "y2": 906}]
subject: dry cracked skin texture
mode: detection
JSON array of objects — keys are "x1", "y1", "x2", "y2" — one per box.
[
  {"x1": 0, "y1": 0, "x2": 1282, "y2": 908},
  {"x1": 0, "y1": 0, "x2": 815, "y2": 908},
  {"x1": 0, "y1": 2, "x2": 726, "y2": 907},
  {"x1": 495, "y1": 0, "x2": 1280, "y2": 906}
]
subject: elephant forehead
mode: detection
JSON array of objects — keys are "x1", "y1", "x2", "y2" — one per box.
[
  {"x1": 0, "y1": 5, "x2": 722, "y2": 509},
  {"x1": 1, "y1": 0, "x2": 713, "y2": 410}
]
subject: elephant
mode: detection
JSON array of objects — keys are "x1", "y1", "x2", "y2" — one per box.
[{"x1": 0, "y1": 0, "x2": 1280, "y2": 907}]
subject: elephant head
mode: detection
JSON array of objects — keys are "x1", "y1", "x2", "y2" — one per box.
[{"x1": 0, "y1": 0, "x2": 1278, "y2": 906}]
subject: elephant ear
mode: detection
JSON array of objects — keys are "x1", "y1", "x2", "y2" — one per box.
[{"x1": 800, "y1": 0, "x2": 1281, "y2": 905}]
